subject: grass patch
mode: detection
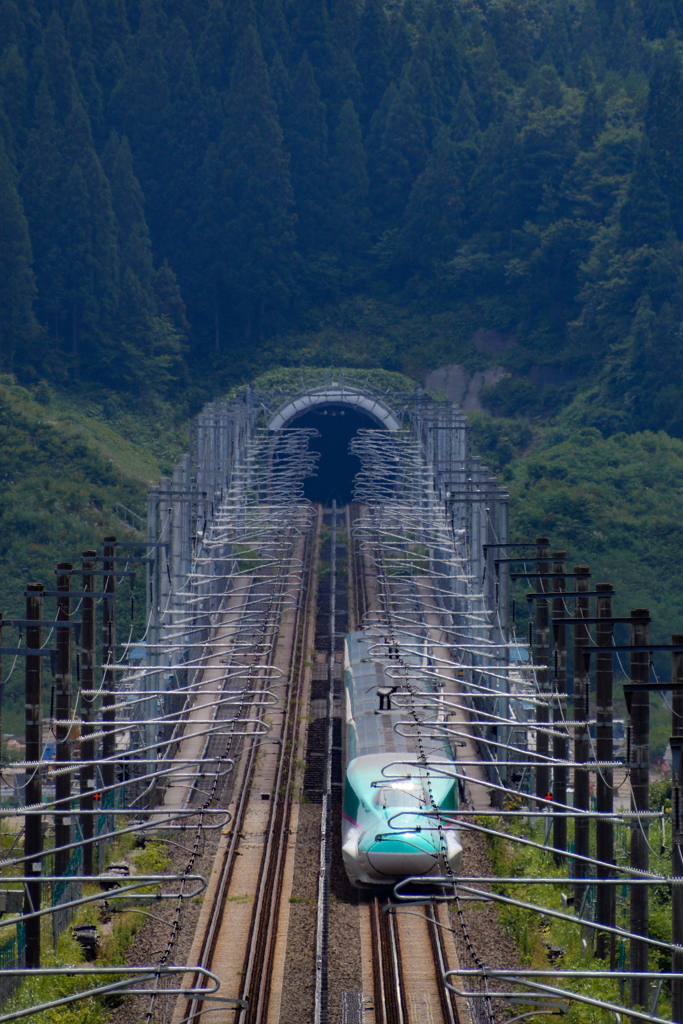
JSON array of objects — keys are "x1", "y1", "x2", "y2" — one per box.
[{"x1": 484, "y1": 798, "x2": 673, "y2": 1022}]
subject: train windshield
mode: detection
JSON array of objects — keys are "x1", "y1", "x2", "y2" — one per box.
[{"x1": 374, "y1": 781, "x2": 427, "y2": 808}]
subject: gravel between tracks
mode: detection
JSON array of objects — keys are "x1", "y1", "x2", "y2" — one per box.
[
  {"x1": 279, "y1": 803, "x2": 320, "y2": 1024},
  {"x1": 278, "y1": 802, "x2": 363, "y2": 1024},
  {"x1": 328, "y1": 803, "x2": 362, "y2": 1024}
]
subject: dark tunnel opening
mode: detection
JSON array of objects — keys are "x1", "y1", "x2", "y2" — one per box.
[{"x1": 289, "y1": 404, "x2": 382, "y2": 505}]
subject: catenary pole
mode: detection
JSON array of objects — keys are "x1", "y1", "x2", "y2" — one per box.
[
  {"x1": 79, "y1": 549, "x2": 97, "y2": 875},
  {"x1": 573, "y1": 566, "x2": 591, "y2": 906},
  {"x1": 671, "y1": 634, "x2": 683, "y2": 1023},
  {"x1": 24, "y1": 582, "x2": 44, "y2": 969},
  {"x1": 595, "y1": 583, "x2": 615, "y2": 963},
  {"x1": 629, "y1": 609, "x2": 650, "y2": 1014},
  {"x1": 0, "y1": 613, "x2": 3, "y2": 764},
  {"x1": 101, "y1": 537, "x2": 117, "y2": 788},
  {"x1": 552, "y1": 551, "x2": 567, "y2": 861},
  {"x1": 101, "y1": 537, "x2": 117, "y2": 859},
  {"x1": 535, "y1": 537, "x2": 550, "y2": 804},
  {"x1": 55, "y1": 563, "x2": 73, "y2": 876}
]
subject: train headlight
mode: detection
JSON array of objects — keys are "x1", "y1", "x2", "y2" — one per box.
[
  {"x1": 445, "y1": 830, "x2": 462, "y2": 872},
  {"x1": 342, "y1": 827, "x2": 361, "y2": 860}
]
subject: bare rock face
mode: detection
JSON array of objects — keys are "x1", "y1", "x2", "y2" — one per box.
[
  {"x1": 423, "y1": 363, "x2": 509, "y2": 411},
  {"x1": 471, "y1": 327, "x2": 517, "y2": 357}
]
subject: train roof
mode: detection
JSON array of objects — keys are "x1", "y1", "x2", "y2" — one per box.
[{"x1": 344, "y1": 631, "x2": 450, "y2": 761}]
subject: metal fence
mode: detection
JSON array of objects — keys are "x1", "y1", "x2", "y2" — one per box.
[
  {"x1": 47, "y1": 846, "x2": 84, "y2": 950},
  {"x1": 0, "y1": 926, "x2": 26, "y2": 1004}
]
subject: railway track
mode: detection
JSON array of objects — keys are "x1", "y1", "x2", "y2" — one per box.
[
  {"x1": 234, "y1": 523, "x2": 313, "y2": 1024},
  {"x1": 171, "y1": 500, "x2": 477, "y2": 1024},
  {"x1": 368, "y1": 896, "x2": 461, "y2": 1024},
  {"x1": 11, "y1": 389, "x2": 638, "y2": 1024},
  {"x1": 108, "y1": 392, "x2": 660, "y2": 1024},
  {"x1": 350, "y1": 500, "x2": 467, "y2": 1024},
  {"x1": 176, "y1": 517, "x2": 316, "y2": 1024}
]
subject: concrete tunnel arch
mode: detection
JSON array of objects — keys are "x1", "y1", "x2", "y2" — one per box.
[
  {"x1": 267, "y1": 387, "x2": 401, "y2": 432},
  {"x1": 267, "y1": 386, "x2": 401, "y2": 504}
]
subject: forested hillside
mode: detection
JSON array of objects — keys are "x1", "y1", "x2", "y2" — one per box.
[
  {"x1": 3, "y1": 0, "x2": 683, "y2": 759},
  {"x1": 2, "y1": 0, "x2": 683, "y2": 420}
]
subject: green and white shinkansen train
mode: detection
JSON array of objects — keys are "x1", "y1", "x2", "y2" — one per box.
[{"x1": 341, "y1": 632, "x2": 462, "y2": 888}]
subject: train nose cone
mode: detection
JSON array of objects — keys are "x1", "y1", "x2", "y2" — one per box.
[{"x1": 366, "y1": 837, "x2": 439, "y2": 878}]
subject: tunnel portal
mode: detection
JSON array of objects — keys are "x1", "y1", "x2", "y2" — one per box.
[{"x1": 289, "y1": 404, "x2": 381, "y2": 505}]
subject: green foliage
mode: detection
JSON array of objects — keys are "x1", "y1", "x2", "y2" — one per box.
[
  {"x1": 200, "y1": 22, "x2": 296, "y2": 344},
  {"x1": 506, "y1": 427, "x2": 683, "y2": 643},
  {"x1": 0, "y1": 821, "x2": 169, "y2": 1022},
  {"x1": 378, "y1": 123, "x2": 465, "y2": 281},
  {"x1": 650, "y1": 776, "x2": 672, "y2": 811},
  {"x1": 484, "y1": 800, "x2": 674, "y2": 1023},
  {"x1": 0, "y1": 133, "x2": 38, "y2": 368},
  {"x1": 232, "y1": 364, "x2": 417, "y2": 398},
  {"x1": 2, "y1": 3, "x2": 683, "y2": 795},
  {"x1": 3, "y1": 0, "x2": 683, "y2": 404},
  {"x1": 466, "y1": 417, "x2": 683, "y2": 758},
  {"x1": 129, "y1": 840, "x2": 172, "y2": 898},
  {"x1": 619, "y1": 136, "x2": 670, "y2": 248},
  {"x1": 0, "y1": 930, "x2": 101, "y2": 1024},
  {"x1": 330, "y1": 98, "x2": 370, "y2": 263},
  {"x1": 0, "y1": 376, "x2": 186, "y2": 734},
  {"x1": 467, "y1": 410, "x2": 535, "y2": 473},
  {"x1": 284, "y1": 54, "x2": 329, "y2": 257}
]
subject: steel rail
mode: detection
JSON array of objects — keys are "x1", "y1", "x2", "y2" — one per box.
[
  {"x1": 369, "y1": 896, "x2": 407, "y2": 1024},
  {"x1": 350, "y1": 428, "x2": 500, "y2": 1024},
  {"x1": 183, "y1": 538, "x2": 309, "y2": 1024},
  {"x1": 178, "y1": 448, "x2": 315, "y2": 1024},
  {"x1": 314, "y1": 501, "x2": 337, "y2": 1024},
  {"x1": 369, "y1": 896, "x2": 388, "y2": 1024},
  {"x1": 235, "y1": 518, "x2": 315, "y2": 1024},
  {"x1": 425, "y1": 903, "x2": 460, "y2": 1024},
  {"x1": 350, "y1": 508, "x2": 413, "y2": 1024},
  {"x1": 354, "y1": 496, "x2": 461, "y2": 1024}
]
